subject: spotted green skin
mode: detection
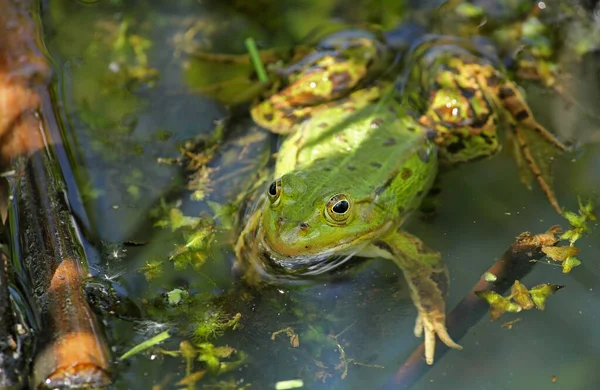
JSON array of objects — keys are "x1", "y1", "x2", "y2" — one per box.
[{"x1": 236, "y1": 32, "x2": 567, "y2": 365}]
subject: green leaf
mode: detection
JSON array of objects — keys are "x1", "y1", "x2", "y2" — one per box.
[
  {"x1": 475, "y1": 290, "x2": 521, "y2": 320},
  {"x1": 167, "y1": 288, "x2": 188, "y2": 306},
  {"x1": 542, "y1": 246, "x2": 580, "y2": 262},
  {"x1": 562, "y1": 256, "x2": 582, "y2": 273},
  {"x1": 511, "y1": 280, "x2": 534, "y2": 310},
  {"x1": 529, "y1": 284, "x2": 565, "y2": 310},
  {"x1": 119, "y1": 331, "x2": 170, "y2": 360}
]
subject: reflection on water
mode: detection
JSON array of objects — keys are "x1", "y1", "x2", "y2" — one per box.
[{"x1": 41, "y1": 0, "x2": 600, "y2": 389}]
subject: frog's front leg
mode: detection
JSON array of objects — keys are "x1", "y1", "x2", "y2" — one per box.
[{"x1": 360, "y1": 229, "x2": 462, "y2": 364}]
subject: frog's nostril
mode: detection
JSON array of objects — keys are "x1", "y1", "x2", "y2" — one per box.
[{"x1": 298, "y1": 222, "x2": 310, "y2": 231}]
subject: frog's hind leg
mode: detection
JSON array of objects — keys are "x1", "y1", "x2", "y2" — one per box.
[
  {"x1": 360, "y1": 229, "x2": 462, "y2": 365},
  {"x1": 486, "y1": 74, "x2": 568, "y2": 214}
]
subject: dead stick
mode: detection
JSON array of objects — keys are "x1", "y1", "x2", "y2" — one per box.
[
  {"x1": 0, "y1": 0, "x2": 112, "y2": 387},
  {"x1": 0, "y1": 249, "x2": 24, "y2": 388},
  {"x1": 10, "y1": 152, "x2": 112, "y2": 388},
  {"x1": 381, "y1": 228, "x2": 560, "y2": 389}
]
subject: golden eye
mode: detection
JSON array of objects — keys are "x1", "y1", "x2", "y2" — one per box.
[
  {"x1": 267, "y1": 179, "x2": 281, "y2": 203},
  {"x1": 326, "y1": 194, "x2": 351, "y2": 223}
]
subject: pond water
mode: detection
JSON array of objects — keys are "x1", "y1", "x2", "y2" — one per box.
[{"x1": 40, "y1": 0, "x2": 600, "y2": 389}]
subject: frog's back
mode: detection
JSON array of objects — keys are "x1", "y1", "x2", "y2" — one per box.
[{"x1": 275, "y1": 95, "x2": 438, "y2": 221}]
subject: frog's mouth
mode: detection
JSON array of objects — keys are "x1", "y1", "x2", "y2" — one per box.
[
  {"x1": 258, "y1": 236, "x2": 364, "y2": 277},
  {"x1": 257, "y1": 221, "x2": 392, "y2": 277}
]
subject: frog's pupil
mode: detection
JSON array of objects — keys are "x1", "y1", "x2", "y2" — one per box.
[
  {"x1": 333, "y1": 200, "x2": 349, "y2": 214},
  {"x1": 268, "y1": 181, "x2": 277, "y2": 196}
]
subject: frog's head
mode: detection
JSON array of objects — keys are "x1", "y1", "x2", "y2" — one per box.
[{"x1": 260, "y1": 173, "x2": 389, "y2": 260}]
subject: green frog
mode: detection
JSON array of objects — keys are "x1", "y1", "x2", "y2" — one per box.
[{"x1": 234, "y1": 31, "x2": 567, "y2": 365}]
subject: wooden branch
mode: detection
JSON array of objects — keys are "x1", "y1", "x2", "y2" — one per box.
[
  {"x1": 382, "y1": 227, "x2": 560, "y2": 389},
  {"x1": 0, "y1": 0, "x2": 112, "y2": 387}
]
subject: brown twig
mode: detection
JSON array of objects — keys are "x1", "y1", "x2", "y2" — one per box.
[
  {"x1": 0, "y1": 0, "x2": 112, "y2": 387},
  {"x1": 382, "y1": 227, "x2": 560, "y2": 389}
]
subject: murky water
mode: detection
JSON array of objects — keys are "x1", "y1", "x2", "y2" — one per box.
[{"x1": 40, "y1": 0, "x2": 600, "y2": 389}]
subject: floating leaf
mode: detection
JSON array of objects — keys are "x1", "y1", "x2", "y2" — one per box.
[
  {"x1": 167, "y1": 288, "x2": 189, "y2": 306},
  {"x1": 563, "y1": 210, "x2": 586, "y2": 229},
  {"x1": 483, "y1": 272, "x2": 497, "y2": 282},
  {"x1": 476, "y1": 291, "x2": 521, "y2": 320},
  {"x1": 529, "y1": 284, "x2": 565, "y2": 310},
  {"x1": 562, "y1": 256, "x2": 582, "y2": 273},
  {"x1": 207, "y1": 200, "x2": 235, "y2": 230},
  {"x1": 578, "y1": 199, "x2": 597, "y2": 221},
  {"x1": 541, "y1": 246, "x2": 580, "y2": 262},
  {"x1": 511, "y1": 280, "x2": 534, "y2": 310},
  {"x1": 560, "y1": 200, "x2": 595, "y2": 245}
]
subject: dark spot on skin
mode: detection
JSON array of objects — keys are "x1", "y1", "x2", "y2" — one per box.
[
  {"x1": 347, "y1": 166, "x2": 357, "y2": 171},
  {"x1": 374, "y1": 240, "x2": 394, "y2": 255},
  {"x1": 398, "y1": 205, "x2": 405, "y2": 214},
  {"x1": 416, "y1": 190, "x2": 424, "y2": 197},
  {"x1": 370, "y1": 118, "x2": 384, "y2": 128},
  {"x1": 335, "y1": 134, "x2": 347, "y2": 144},
  {"x1": 469, "y1": 114, "x2": 491, "y2": 129},
  {"x1": 330, "y1": 71, "x2": 352, "y2": 92},
  {"x1": 305, "y1": 245, "x2": 309, "y2": 249},
  {"x1": 401, "y1": 168, "x2": 412, "y2": 179},
  {"x1": 418, "y1": 148, "x2": 432, "y2": 162},
  {"x1": 460, "y1": 87, "x2": 476, "y2": 99},
  {"x1": 515, "y1": 110, "x2": 529, "y2": 121},
  {"x1": 383, "y1": 137, "x2": 396, "y2": 146},
  {"x1": 287, "y1": 113, "x2": 298, "y2": 122},
  {"x1": 323, "y1": 167, "x2": 332, "y2": 172},
  {"x1": 374, "y1": 169, "x2": 398, "y2": 195},
  {"x1": 486, "y1": 74, "x2": 500, "y2": 87},
  {"x1": 298, "y1": 222, "x2": 310, "y2": 231},
  {"x1": 319, "y1": 122, "x2": 328, "y2": 128},
  {"x1": 264, "y1": 113, "x2": 274, "y2": 121},
  {"x1": 447, "y1": 141, "x2": 466, "y2": 154},
  {"x1": 370, "y1": 162, "x2": 382, "y2": 169},
  {"x1": 480, "y1": 132, "x2": 496, "y2": 145},
  {"x1": 430, "y1": 271, "x2": 449, "y2": 297},
  {"x1": 498, "y1": 86, "x2": 515, "y2": 99}
]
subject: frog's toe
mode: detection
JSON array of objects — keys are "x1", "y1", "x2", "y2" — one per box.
[{"x1": 415, "y1": 312, "x2": 462, "y2": 365}]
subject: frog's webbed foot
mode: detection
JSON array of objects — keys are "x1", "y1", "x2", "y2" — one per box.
[
  {"x1": 494, "y1": 78, "x2": 569, "y2": 214},
  {"x1": 363, "y1": 229, "x2": 462, "y2": 365},
  {"x1": 414, "y1": 306, "x2": 463, "y2": 365}
]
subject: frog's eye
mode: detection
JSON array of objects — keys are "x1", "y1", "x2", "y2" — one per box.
[
  {"x1": 326, "y1": 194, "x2": 351, "y2": 223},
  {"x1": 267, "y1": 179, "x2": 281, "y2": 203}
]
